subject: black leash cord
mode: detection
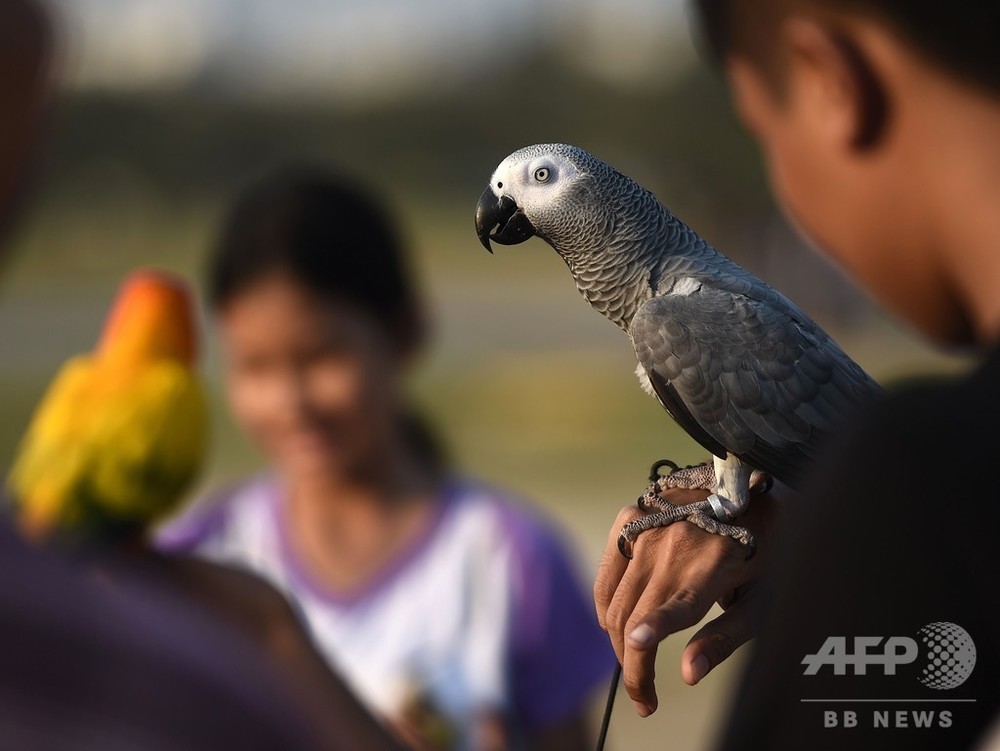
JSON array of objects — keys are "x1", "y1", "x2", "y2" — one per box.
[{"x1": 596, "y1": 662, "x2": 622, "y2": 751}]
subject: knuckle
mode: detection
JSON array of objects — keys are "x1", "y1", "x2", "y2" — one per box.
[
  {"x1": 605, "y1": 601, "x2": 630, "y2": 633},
  {"x1": 614, "y1": 505, "x2": 642, "y2": 527},
  {"x1": 622, "y1": 673, "x2": 646, "y2": 697},
  {"x1": 671, "y1": 586, "x2": 706, "y2": 615},
  {"x1": 593, "y1": 575, "x2": 612, "y2": 612},
  {"x1": 644, "y1": 520, "x2": 694, "y2": 552},
  {"x1": 720, "y1": 535, "x2": 751, "y2": 563},
  {"x1": 705, "y1": 630, "x2": 739, "y2": 666},
  {"x1": 631, "y1": 529, "x2": 676, "y2": 564}
]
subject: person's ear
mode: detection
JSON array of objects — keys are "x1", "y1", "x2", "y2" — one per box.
[
  {"x1": 784, "y1": 17, "x2": 890, "y2": 151},
  {"x1": 726, "y1": 57, "x2": 774, "y2": 141}
]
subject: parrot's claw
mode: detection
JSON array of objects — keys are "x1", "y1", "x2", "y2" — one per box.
[
  {"x1": 617, "y1": 534, "x2": 635, "y2": 560},
  {"x1": 617, "y1": 479, "x2": 757, "y2": 560}
]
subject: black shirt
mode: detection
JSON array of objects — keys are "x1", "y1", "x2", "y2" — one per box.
[{"x1": 719, "y1": 345, "x2": 1000, "y2": 750}]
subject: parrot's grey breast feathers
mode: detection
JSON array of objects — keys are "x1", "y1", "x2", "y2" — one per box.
[{"x1": 630, "y1": 285, "x2": 880, "y2": 487}]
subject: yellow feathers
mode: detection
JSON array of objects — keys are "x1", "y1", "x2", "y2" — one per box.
[{"x1": 5, "y1": 270, "x2": 207, "y2": 543}]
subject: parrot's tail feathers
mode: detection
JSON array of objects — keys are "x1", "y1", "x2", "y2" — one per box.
[{"x1": 15, "y1": 486, "x2": 64, "y2": 542}]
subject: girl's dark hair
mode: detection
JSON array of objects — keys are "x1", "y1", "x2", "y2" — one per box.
[{"x1": 208, "y1": 165, "x2": 423, "y2": 351}]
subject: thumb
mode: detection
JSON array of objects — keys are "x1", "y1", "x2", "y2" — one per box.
[{"x1": 680, "y1": 596, "x2": 759, "y2": 686}]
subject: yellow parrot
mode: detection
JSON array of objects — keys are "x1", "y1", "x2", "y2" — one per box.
[{"x1": 6, "y1": 269, "x2": 207, "y2": 543}]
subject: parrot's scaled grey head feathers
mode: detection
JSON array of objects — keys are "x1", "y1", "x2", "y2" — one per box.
[
  {"x1": 475, "y1": 143, "x2": 679, "y2": 330},
  {"x1": 475, "y1": 143, "x2": 622, "y2": 256}
]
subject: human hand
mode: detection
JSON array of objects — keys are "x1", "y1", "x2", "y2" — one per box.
[
  {"x1": 384, "y1": 684, "x2": 462, "y2": 751},
  {"x1": 593, "y1": 482, "x2": 785, "y2": 717}
]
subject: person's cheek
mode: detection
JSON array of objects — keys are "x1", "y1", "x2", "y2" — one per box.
[
  {"x1": 301, "y1": 359, "x2": 374, "y2": 473},
  {"x1": 226, "y1": 369, "x2": 284, "y2": 457},
  {"x1": 308, "y1": 358, "x2": 363, "y2": 421},
  {"x1": 761, "y1": 131, "x2": 834, "y2": 258},
  {"x1": 314, "y1": 354, "x2": 398, "y2": 458}
]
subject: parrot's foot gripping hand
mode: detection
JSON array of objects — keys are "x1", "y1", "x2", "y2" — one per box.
[
  {"x1": 662, "y1": 461, "x2": 771, "y2": 495},
  {"x1": 617, "y1": 460, "x2": 767, "y2": 561}
]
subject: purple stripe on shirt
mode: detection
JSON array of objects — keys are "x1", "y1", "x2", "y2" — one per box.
[
  {"x1": 493, "y1": 493, "x2": 617, "y2": 729},
  {"x1": 153, "y1": 483, "x2": 244, "y2": 552},
  {"x1": 268, "y1": 479, "x2": 459, "y2": 609}
]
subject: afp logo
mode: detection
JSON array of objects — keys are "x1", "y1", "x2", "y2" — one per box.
[{"x1": 802, "y1": 622, "x2": 976, "y2": 689}]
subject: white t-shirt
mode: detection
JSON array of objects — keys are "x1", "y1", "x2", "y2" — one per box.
[{"x1": 157, "y1": 475, "x2": 613, "y2": 748}]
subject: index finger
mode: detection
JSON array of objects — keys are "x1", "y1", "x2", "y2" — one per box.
[{"x1": 621, "y1": 574, "x2": 718, "y2": 716}]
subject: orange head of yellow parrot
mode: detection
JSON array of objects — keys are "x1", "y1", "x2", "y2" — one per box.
[{"x1": 97, "y1": 269, "x2": 197, "y2": 368}]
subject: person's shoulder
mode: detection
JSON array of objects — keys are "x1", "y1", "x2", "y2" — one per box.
[
  {"x1": 445, "y1": 481, "x2": 615, "y2": 725},
  {"x1": 848, "y1": 355, "x2": 999, "y2": 454},
  {"x1": 446, "y1": 476, "x2": 569, "y2": 555},
  {"x1": 801, "y1": 351, "x2": 1000, "y2": 514},
  {"x1": 154, "y1": 473, "x2": 276, "y2": 552},
  {"x1": 443, "y1": 476, "x2": 588, "y2": 596}
]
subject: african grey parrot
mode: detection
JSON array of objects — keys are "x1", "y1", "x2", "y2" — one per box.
[{"x1": 474, "y1": 143, "x2": 881, "y2": 556}]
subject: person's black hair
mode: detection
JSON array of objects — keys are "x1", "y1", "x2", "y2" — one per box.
[
  {"x1": 694, "y1": 0, "x2": 1000, "y2": 94},
  {"x1": 209, "y1": 165, "x2": 444, "y2": 473},
  {"x1": 208, "y1": 165, "x2": 423, "y2": 351}
]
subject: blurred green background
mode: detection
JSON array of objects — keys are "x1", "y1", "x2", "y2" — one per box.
[{"x1": 0, "y1": 1, "x2": 971, "y2": 747}]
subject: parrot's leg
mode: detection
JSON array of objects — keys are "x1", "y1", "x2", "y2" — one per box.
[{"x1": 698, "y1": 455, "x2": 758, "y2": 556}]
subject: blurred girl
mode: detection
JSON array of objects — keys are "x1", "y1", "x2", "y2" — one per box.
[{"x1": 157, "y1": 168, "x2": 613, "y2": 751}]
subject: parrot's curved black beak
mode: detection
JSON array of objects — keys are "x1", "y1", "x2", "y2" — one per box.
[{"x1": 475, "y1": 187, "x2": 536, "y2": 253}]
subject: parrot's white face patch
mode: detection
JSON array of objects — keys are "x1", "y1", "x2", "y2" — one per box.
[{"x1": 490, "y1": 153, "x2": 582, "y2": 212}]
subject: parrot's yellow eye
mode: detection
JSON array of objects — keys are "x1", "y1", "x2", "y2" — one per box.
[{"x1": 533, "y1": 167, "x2": 550, "y2": 183}]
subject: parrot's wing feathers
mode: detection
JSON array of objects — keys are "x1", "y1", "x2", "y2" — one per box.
[
  {"x1": 6, "y1": 356, "x2": 97, "y2": 507},
  {"x1": 631, "y1": 288, "x2": 875, "y2": 485},
  {"x1": 85, "y1": 363, "x2": 206, "y2": 524},
  {"x1": 644, "y1": 367, "x2": 729, "y2": 460}
]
